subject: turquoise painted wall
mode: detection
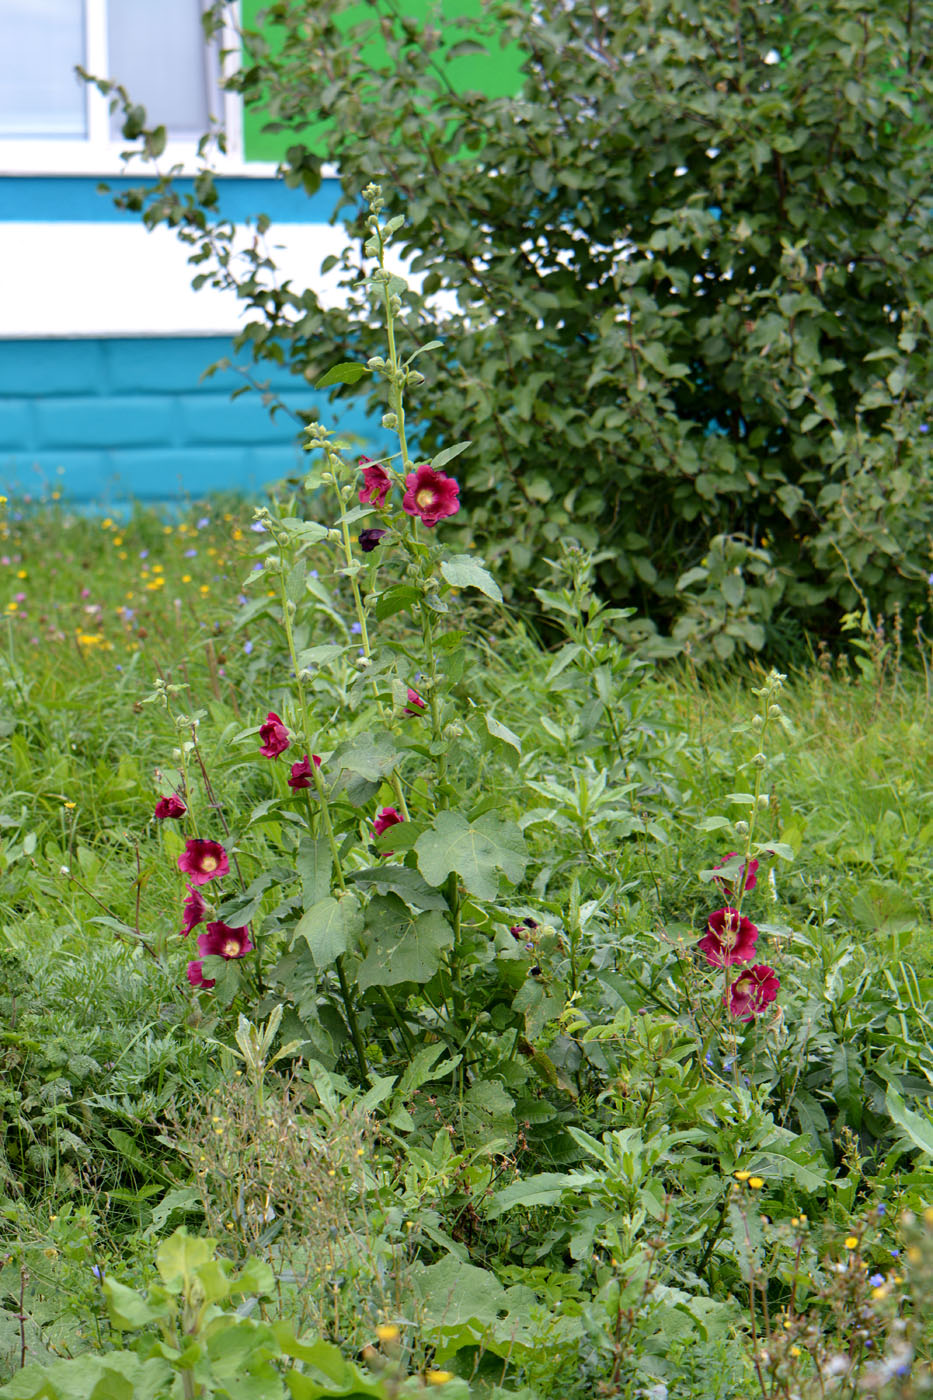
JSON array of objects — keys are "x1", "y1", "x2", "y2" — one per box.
[{"x1": 0, "y1": 337, "x2": 388, "y2": 506}]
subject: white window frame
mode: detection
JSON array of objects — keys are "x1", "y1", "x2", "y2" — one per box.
[{"x1": 0, "y1": 0, "x2": 279, "y2": 177}]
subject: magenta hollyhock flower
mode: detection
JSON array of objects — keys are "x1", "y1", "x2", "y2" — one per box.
[
  {"x1": 373, "y1": 806, "x2": 404, "y2": 837},
  {"x1": 698, "y1": 907, "x2": 759, "y2": 967},
  {"x1": 197, "y1": 921, "x2": 253, "y2": 960},
  {"x1": 404, "y1": 687, "x2": 426, "y2": 715},
  {"x1": 728, "y1": 964, "x2": 780, "y2": 1021},
  {"x1": 154, "y1": 794, "x2": 186, "y2": 820},
  {"x1": 402, "y1": 464, "x2": 460, "y2": 527},
  {"x1": 181, "y1": 886, "x2": 207, "y2": 938},
  {"x1": 358, "y1": 457, "x2": 392, "y2": 508},
  {"x1": 713, "y1": 853, "x2": 759, "y2": 902},
  {"x1": 258, "y1": 711, "x2": 290, "y2": 758},
  {"x1": 288, "y1": 753, "x2": 322, "y2": 790},
  {"x1": 186, "y1": 959, "x2": 215, "y2": 990},
  {"x1": 178, "y1": 838, "x2": 229, "y2": 886},
  {"x1": 359, "y1": 528, "x2": 387, "y2": 552}
]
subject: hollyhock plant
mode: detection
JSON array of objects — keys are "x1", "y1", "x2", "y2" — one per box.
[
  {"x1": 373, "y1": 806, "x2": 404, "y2": 837},
  {"x1": 358, "y1": 458, "x2": 392, "y2": 508},
  {"x1": 178, "y1": 838, "x2": 229, "y2": 886},
  {"x1": 358, "y1": 528, "x2": 387, "y2": 552},
  {"x1": 197, "y1": 921, "x2": 253, "y2": 960},
  {"x1": 288, "y1": 754, "x2": 322, "y2": 790},
  {"x1": 181, "y1": 886, "x2": 207, "y2": 937},
  {"x1": 402, "y1": 464, "x2": 460, "y2": 527},
  {"x1": 728, "y1": 964, "x2": 780, "y2": 1021},
  {"x1": 259, "y1": 711, "x2": 290, "y2": 758},
  {"x1": 186, "y1": 959, "x2": 215, "y2": 990},
  {"x1": 154, "y1": 794, "x2": 186, "y2": 819},
  {"x1": 713, "y1": 853, "x2": 759, "y2": 902},
  {"x1": 698, "y1": 907, "x2": 759, "y2": 967}
]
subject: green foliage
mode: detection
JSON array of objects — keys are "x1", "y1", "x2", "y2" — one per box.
[{"x1": 104, "y1": 0, "x2": 933, "y2": 654}]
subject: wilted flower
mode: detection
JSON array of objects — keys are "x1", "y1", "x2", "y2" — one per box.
[
  {"x1": 154, "y1": 794, "x2": 186, "y2": 820},
  {"x1": 181, "y1": 885, "x2": 208, "y2": 937},
  {"x1": 186, "y1": 959, "x2": 215, "y2": 990},
  {"x1": 728, "y1": 963, "x2": 780, "y2": 1019},
  {"x1": 197, "y1": 921, "x2": 253, "y2": 960},
  {"x1": 373, "y1": 807, "x2": 404, "y2": 837},
  {"x1": 404, "y1": 687, "x2": 426, "y2": 715},
  {"x1": 698, "y1": 908, "x2": 758, "y2": 966},
  {"x1": 359, "y1": 528, "x2": 388, "y2": 552},
  {"x1": 358, "y1": 457, "x2": 392, "y2": 508},
  {"x1": 712, "y1": 853, "x2": 759, "y2": 902},
  {"x1": 288, "y1": 754, "x2": 322, "y2": 789},
  {"x1": 178, "y1": 838, "x2": 229, "y2": 886},
  {"x1": 259, "y1": 711, "x2": 290, "y2": 758},
  {"x1": 402, "y1": 464, "x2": 460, "y2": 527}
]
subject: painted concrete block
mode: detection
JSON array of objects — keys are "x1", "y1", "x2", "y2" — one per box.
[
  {"x1": 36, "y1": 397, "x2": 176, "y2": 449},
  {"x1": 180, "y1": 394, "x2": 297, "y2": 445},
  {"x1": 108, "y1": 448, "x2": 256, "y2": 499},
  {"x1": 250, "y1": 444, "x2": 307, "y2": 482},
  {"x1": 0, "y1": 340, "x2": 106, "y2": 396},
  {"x1": 0, "y1": 450, "x2": 109, "y2": 499},
  {"x1": 0, "y1": 401, "x2": 32, "y2": 450}
]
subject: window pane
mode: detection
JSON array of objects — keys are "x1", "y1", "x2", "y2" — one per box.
[
  {"x1": 0, "y1": 0, "x2": 86, "y2": 137},
  {"x1": 108, "y1": 0, "x2": 212, "y2": 139}
]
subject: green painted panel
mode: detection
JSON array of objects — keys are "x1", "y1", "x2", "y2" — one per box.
[{"x1": 241, "y1": 0, "x2": 524, "y2": 164}]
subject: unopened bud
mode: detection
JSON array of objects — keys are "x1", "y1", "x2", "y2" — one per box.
[
  {"x1": 286, "y1": 600, "x2": 297, "y2": 616},
  {"x1": 408, "y1": 370, "x2": 425, "y2": 387},
  {"x1": 735, "y1": 820, "x2": 749, "y2": 836},
  {"x1": 382, "y1": 413, "x2": 398, "y2": 429},
  {"x1": 752, "y1": 752, "x2": 767, "y2": 767},
  {"x1": 355, "y1": 656, "x2": 371, "y2": 671},
  {"x1": 768, "y1": 704, "x2": 782, "y2": 717},
  {"x1": 751, "y1": 714, "x2": 764, "y2": 730},
  {"x1": 389, "y1": 295, "x2": 402, "y2": 313},
  {"x1": 757, "y1": 794, "x2": 770, "y2": 809},
  {"x1": 367, "y1": 356, "x2": 386, "y2": 370}
]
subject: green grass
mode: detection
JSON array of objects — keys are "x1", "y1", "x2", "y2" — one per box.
[{"x1": 1, "y1": 498, "x2": 932, "y2": 1396}]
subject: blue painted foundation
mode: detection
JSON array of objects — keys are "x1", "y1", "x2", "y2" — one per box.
[
  {"x1": 0, "y1": 175, "x2": 344, "y2": 223},
  {"x1": 0, "y1": 337, "x2": 387, "y2": 507}
]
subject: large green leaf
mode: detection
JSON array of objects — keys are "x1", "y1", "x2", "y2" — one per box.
[
  {"x1": 357, "y1": 893, "x2": 452, "y2": 990},
  {"x1": 293, "y1": 894, "x2": 363, "y2": 967},
  {"x1": 886, "y1": 1085, "x2": 933, "y2": 1158},
  {"x1": 440, "y1": 554, "x2": 502, "y2": 603},
  {"x1": 415, "y1": 810, "x2": 527, "y2": 900}
]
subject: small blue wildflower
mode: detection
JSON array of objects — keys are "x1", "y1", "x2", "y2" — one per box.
[
  {"x1": 250, "y1": 521, "x2": 266, "y2": 532},
  {"x1": 115, "y1": 665, "x2": 123, "y2": 672},
  {"x1": 252, "y1": 562, "x2": 263, "y2": 571},
  {"x1": 723, "y1": 1055, "x2": 736, "y2": 1072},
  {"x1": 869, "y1": 1273, "x2": 886, "y2": 1287},
  {"x1": 891, "y1": 1248, "x2": 899, "y2": 1257},
  {"x1": 309, "y1": 569, "x2": 319, "y2": 579},
  {"x1": 90, "y1": 1264, "x2": 104, "y2": 1280},
  {"x1": 896, "y1": 1364, "x2": 911, "y2": 1377},
  {"x1": 139, "y1": 549, "x2": 149, "y2": 559},
  {"x1": 704, "y1": 1050, "x2": 714, "y2": 1067},
  {"x1": 876, "y1": 1203, "x2": 886, "y2": 1215},
  {"x1": 921, "y1": 424, "x2": 929, "y2": 434},
  {"x1": 351, "y1": 621, "x2": 362, "y2": 635},
  {"x1": 243, "y1": 641, "x2": 253, "y2": 655},
  {"x1": 122, "y1": 607, "x2": 134, "y2": 620},
  {"x1": 197, "y1": 516, "x2": 210, "y2": 528},
  {"x1": 238, "y1": 594, "x2": 248, "y2": 605},
  {"x1": 184, "y1": 548, "x2": 197, "y2": 558}
]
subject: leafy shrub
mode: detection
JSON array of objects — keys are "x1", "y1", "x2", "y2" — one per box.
[{"x1": 97, "y1": 0, "x2": 933, "y2": 655}]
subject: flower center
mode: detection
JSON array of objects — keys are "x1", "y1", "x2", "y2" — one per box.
[
  {"x1": 223, "y1": 939, "x2": 241, "y2": 958},
  {"x1": 415, "y1": 487, "x2": 436, "y2": 508},
  {"x1": 201, "y1": 855, "x2": 218, "y2": 872},
  {"x1": 736, "y1": 978, "x2": 752, "y2": 996},
  {"x1": 720, "y1": 913, "x2": 739, "y2": 947}
]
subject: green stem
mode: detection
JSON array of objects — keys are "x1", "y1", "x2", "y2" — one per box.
[{"x1": 277, "y1": 543, "x2": 369, "y2": 1085}]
